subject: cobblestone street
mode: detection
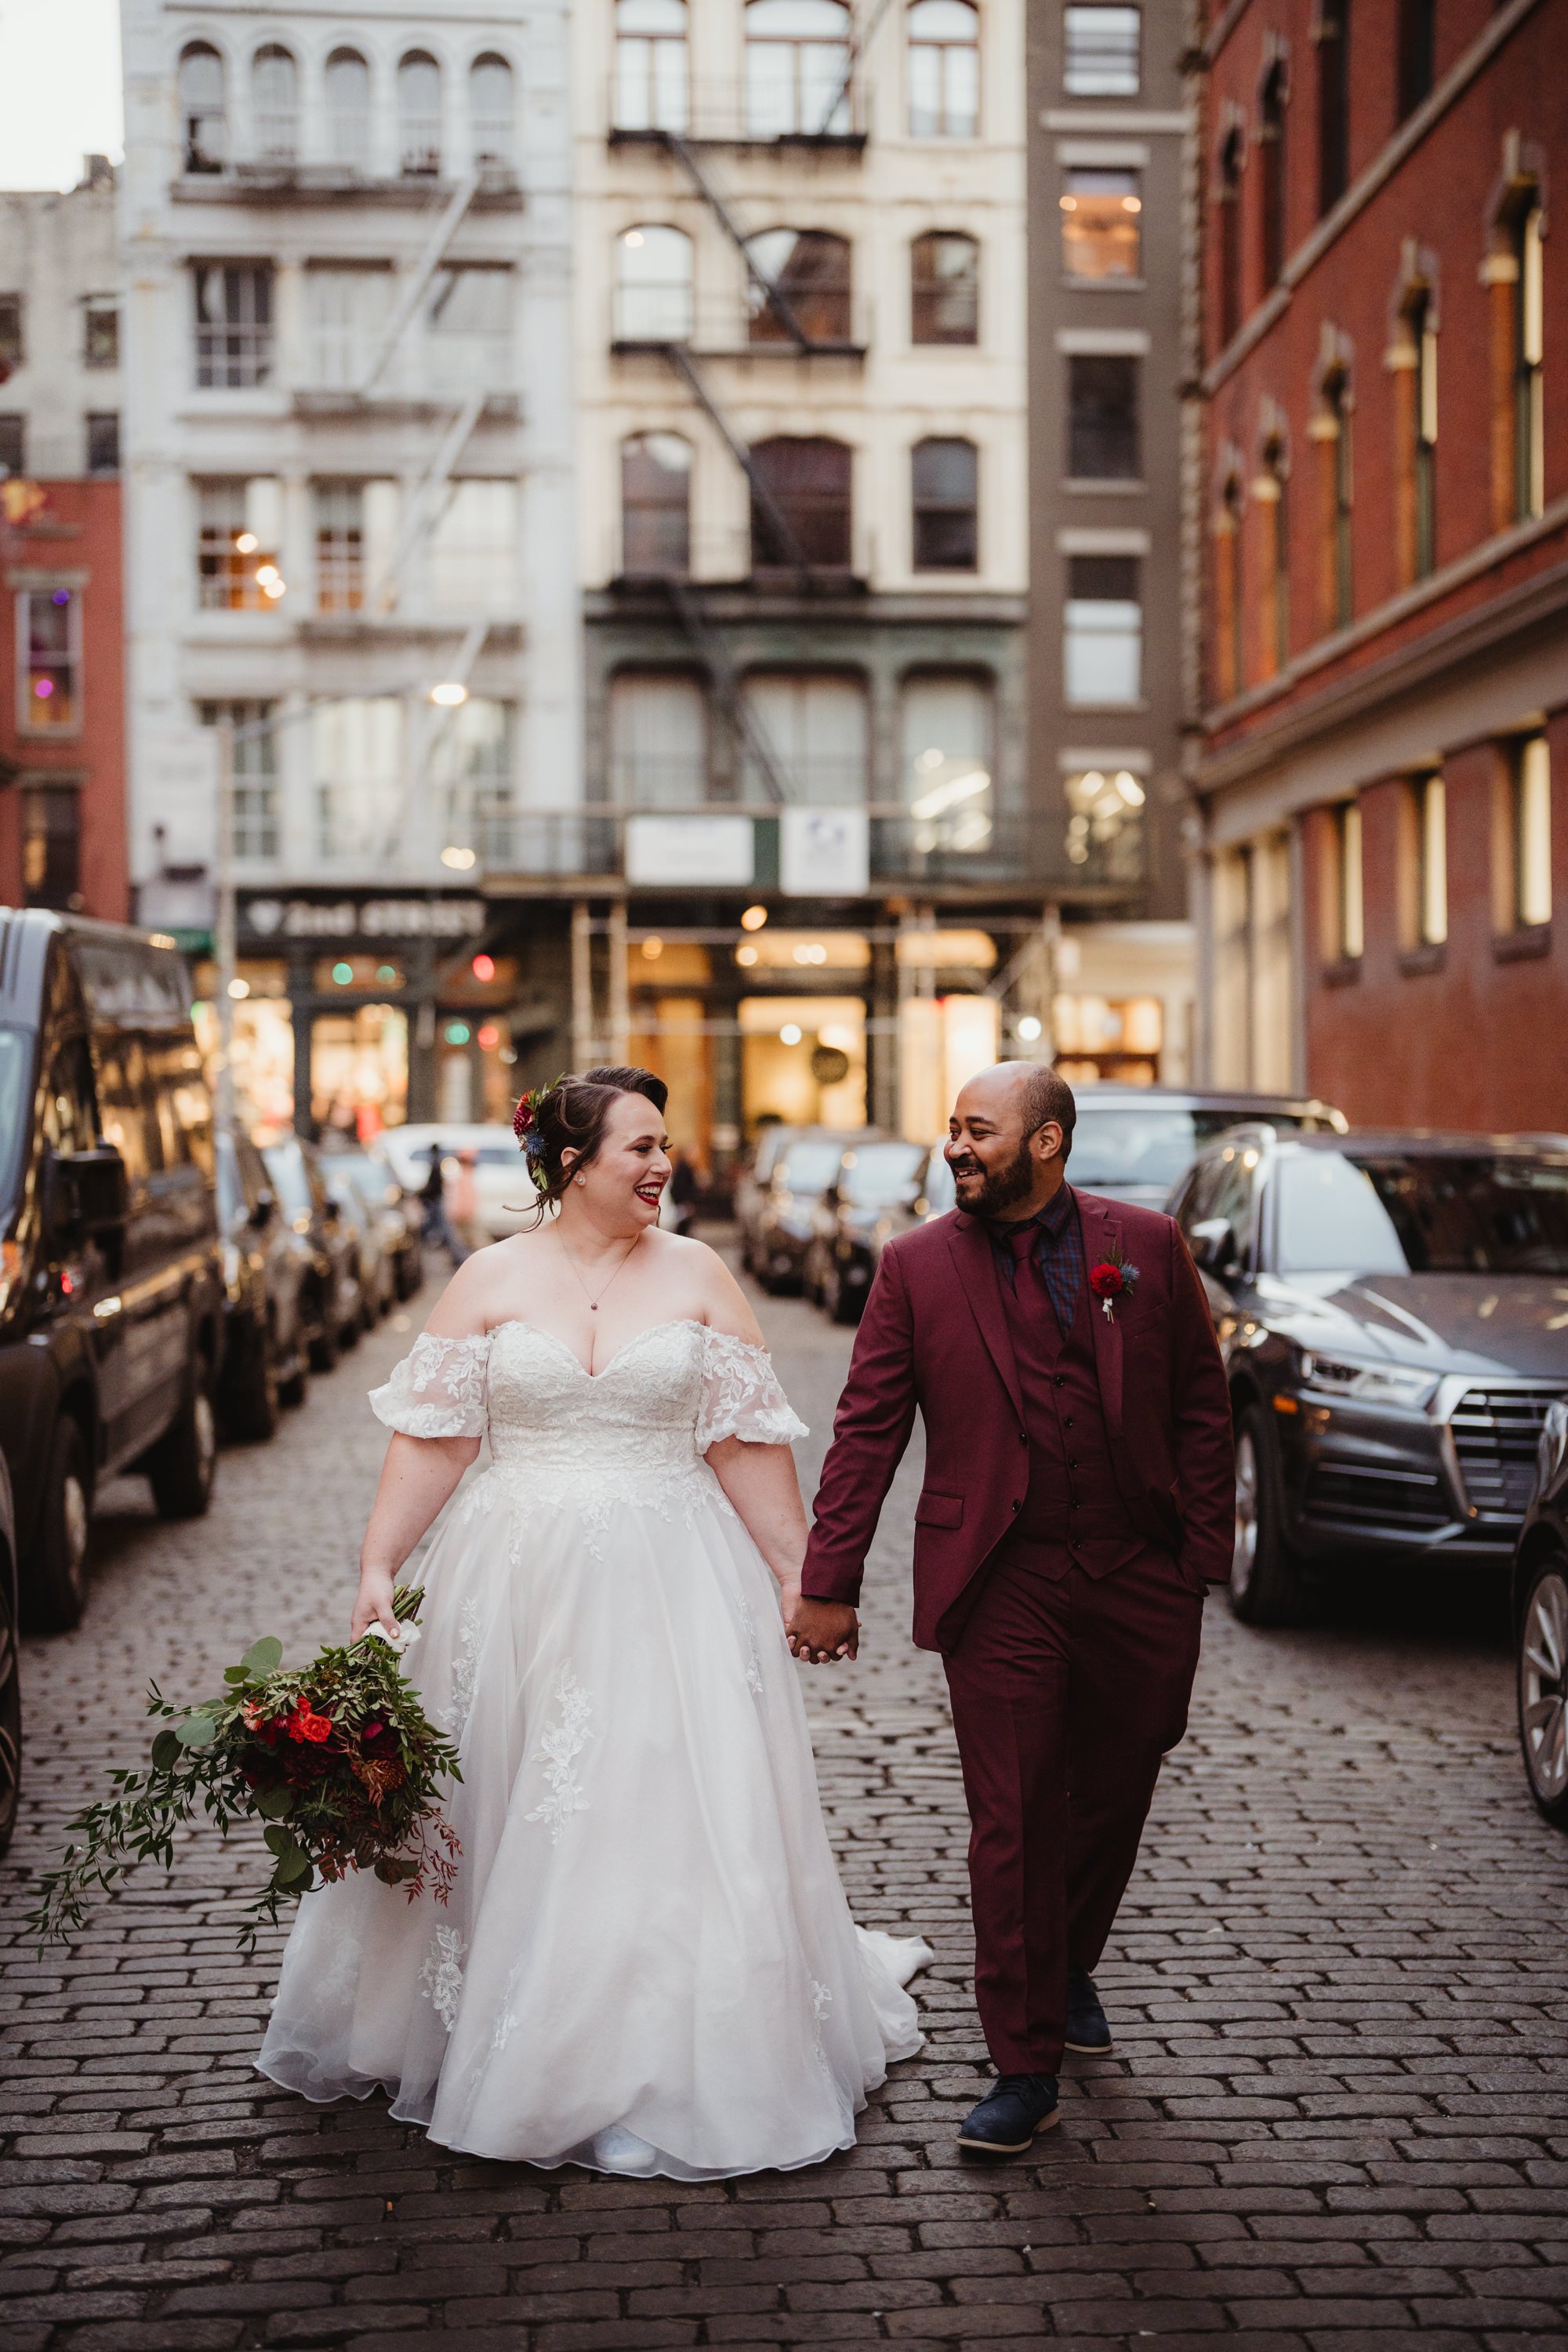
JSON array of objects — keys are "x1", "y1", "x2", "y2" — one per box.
[{"x1": 2, "y1": 1251, "x2": 1566, "y2": 2351}]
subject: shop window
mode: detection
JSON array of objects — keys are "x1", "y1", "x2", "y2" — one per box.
[
  {"x1": 902, "y1": 673, "x2": 993, "y2": 853},
  {"x1": 1259, "y1": 62, "x2": 1287, "y2": 292},
  {"x1": 744, "y1": 1, "x2": 852, "y2": 139},
  {"x1": 197, "y1": 477, "x2": 283, "y2": 611},
  {"x1": 0, "y1": 293, "x2": 22, "y2": 369},
  {"x1": 611, "y1": 673, "x2": 708, "y2": 807},
  {"x1": 746, "y1": 229, "x2": 851, "y2": 345},
  {"x1": 621, "y1": 433, "x2": 691, "y2": 575},
  {"x1": 306, "y1": 264, "x2": 390, "y2": 389},
  {"x1": 911, "y1": 437, "x2": 978, "y2": 571},
  {"x1": 86, "y1": 412, "x2": 119, "y2": 474},
  {"x1": 398, "y1": 51, "x2": 442, "y2": 176},
  {"x1": 84, "y1": 304, "x2": 118, "y2": 368},
  {"x1": 0, "y1": 415, "x2": 24, "y2": 476},
  {"x1": 615, "y1": 0, "x2": 689, "y2": 133},
  {"x1": 194, "y1": 263, "x2": 274, "y2": 388},
  {"x1": 750, "y1": 436, "x2": 852, "y2": 572},
  {"x1": 908, "y1": 1, "x2": 979, "y2": 140},
  {"x1": 1497, "y1": 734, "x2": 1552, "y2": 933},
  {"x1": 910, "y1": 231, "x2": 978, "y2": 343},
  {"x1": 325, "y1": 48, "x2": 371, "y2": 169},
  {"x1": 1064, "y1": 5, "x2": 1140, "y2": 98},
  {"x1": 199, "y1": 699, "x2": 279, "y2": 859},
  {"x1": 470, "y1": 54, "x2": 514, "y2": 169},
  {"x1": 1068, "y1": 352, "x2": 1140, "y2": 480},
  {"x1": 614, "y1": 224, "x2": 693, "y2": 343},
  {"x1": 179, "y1": 42, "x2": 227, "y2": 174},
  {"x1": 1327, "y1": 799, "x2": 1363, "y2": 962},
  {"x1": 312, "y1": 697, "x2": 405, "y2": 862},
  {"x1": 21, "y1": 787, "x2": 81, "y2": 911},
  {"x1": 742, "y1": 671, "x2": 867, "y2": 804},
  {"x1": 1396, "y1": 0, "x2": 1436, "y2": 123},
  {"x1": 251, "y1": 43, "x2": 298, "y2": 162},
  {"x1": 1061, "y1": 168, "x2": 1141, "y2": 281},
  {"x1": 1316, "y1": 0, "x2": 1351, "y2": 216},
  {"x1": 314, "y1": 481, "x2": 365, "y2": 611},
  {"x1": 1217, "y1": 129, "x2": 1243, "y2": 346},
  {"x1": 18, "y1": 588, "x2": 80, "y2": 733},
  {"x1": 426, "y1": 264, "x2": 514, "y2": 393},
  {"x1": 1063, "y1": 555, "x2": 1141, "y2": 706},
  {"x1": 1062, "y1": 768, "x2": 1145, "y2": 880},
  {"x1": 429, "y1": 481, "x2": 519, "y2": 613}
]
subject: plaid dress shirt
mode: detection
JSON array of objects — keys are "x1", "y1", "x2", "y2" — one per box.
[{"x1": 985, "y1": 1182, "x2": 1085, "y2": 1338}]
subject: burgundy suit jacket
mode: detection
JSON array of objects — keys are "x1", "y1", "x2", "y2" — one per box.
[{"x1": 799, "y1": 1187, "x2": 1235, "y2": 1653}]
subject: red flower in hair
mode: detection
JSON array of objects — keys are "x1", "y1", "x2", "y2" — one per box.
[{"x1": 512, "y1": 1098, "x2": 534, "y2": 1141}]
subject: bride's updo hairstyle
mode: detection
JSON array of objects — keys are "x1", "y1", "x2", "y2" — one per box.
[{"x1": 521, "y1": 1066, "x2": 668, "y2": 1222}]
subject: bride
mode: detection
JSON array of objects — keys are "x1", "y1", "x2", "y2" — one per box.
[{"x1": 258, "y1": 1066, "x2": 927, "y2": 2178}]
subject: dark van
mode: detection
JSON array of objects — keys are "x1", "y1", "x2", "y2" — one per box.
[{"x1": 0, "y1": 909, "x2": 223, "y2": 1630}]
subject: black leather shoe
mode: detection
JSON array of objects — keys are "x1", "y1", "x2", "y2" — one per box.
[
  {"x1": 956, "y1": 2072, "x2": 1060, "y2": 2155},
  {"x1": 1065, "y1": 1965, "x2": 1112, "y2": 2054}
]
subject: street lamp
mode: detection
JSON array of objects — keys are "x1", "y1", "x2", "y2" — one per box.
[{"x1": 430, "y1": 681, "x2": 468, "y2": 708}]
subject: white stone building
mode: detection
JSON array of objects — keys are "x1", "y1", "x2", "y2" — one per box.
[
  {"x1": 118, "y1": 2, "x2": 577, "y2": 1131},
  {"x1": 0, "y1": 161, "x2": 123, "y2": 485}
]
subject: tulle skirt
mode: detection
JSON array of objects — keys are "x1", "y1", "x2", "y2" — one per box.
[{"x1": 256, "y1": 1461, "x2": 927, "y2": 2177}]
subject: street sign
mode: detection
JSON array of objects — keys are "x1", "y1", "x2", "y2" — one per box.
[{"x1": 780, "y1": 805, "x2": 869, "y2": 897}]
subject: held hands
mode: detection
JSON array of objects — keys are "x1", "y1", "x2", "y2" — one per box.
[
  {"x1": 350, "y1": 1569, "x2": 400, "y2": 1642},
  {"x1": 782, "y1": 1585, "x2": 859, "y2": 1665}
]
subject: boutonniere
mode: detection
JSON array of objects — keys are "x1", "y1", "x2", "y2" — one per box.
[{"x1": 1089, "y1": 1244, "x2": 1141, "y2": 1323}]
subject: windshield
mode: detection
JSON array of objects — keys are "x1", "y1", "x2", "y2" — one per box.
[
  {"x1": 778, "y1": 1141, "x2": 848, "y2": 1195},
  {"x1": 1072, "y1": 1105, "x2": 1310, "y2": 1191},
  {"x1": 263, "y1": 1143, "x2": 314, "y2": 1220},
  {"x1": 1276, "y1": 1152, "x2": 1568, "y2": 1276},
  {"x1": 0, "y1": 1027, "x2": 35, "y2": 1221},
  {"x1": 840, "y1": 1142, "x2": 928, "y2": 1204}
]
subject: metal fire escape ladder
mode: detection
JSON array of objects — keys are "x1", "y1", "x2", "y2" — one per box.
[
  {"x1": 659, "y1": 133, "x2": 817, "y2": 351},
  {"x1": 660, "y1": 342, "x2": 814, "y2": 583},
  {"x1": 358, "y1": 171, "x2": 481, "y2": 397},
  {"x1": 366, "y1": 388, "x2": 486, "y2": 616},
  {"x1": 815, "y1": 0, "x2": 898, "y2": 136},
  {"x1": 662, "y1": 574, "x2": 793, "y2": 807}
]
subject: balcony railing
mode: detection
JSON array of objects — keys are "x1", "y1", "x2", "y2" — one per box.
[
  {"x1": 298, "y1": 331, "x2": 517, "y2": 404},
  {"x1": 251, "y1": 109, "x2": 299, "y2": 164},
  {"x1": 608, "y1": 74, "x2": 867, "y2": 148}
]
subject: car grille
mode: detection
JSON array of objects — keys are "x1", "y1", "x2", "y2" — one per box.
[
  {"x1": 1304, "y1": 1463, "x2": 1449, "y2": 1530},
  {"x1": 1450, "y1": 1387, "x2": 1564, "y2": 1523}
]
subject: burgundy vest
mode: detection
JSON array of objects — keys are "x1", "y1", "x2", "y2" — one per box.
[{"x1": 995, "y1": 1237, "x2": 1141, "y2": 1568}]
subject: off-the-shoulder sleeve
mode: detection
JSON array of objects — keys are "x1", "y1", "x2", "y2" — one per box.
[
  {"x1": 695, "y1": 1327, "x2": 808, "y2": 1450},
  {"x1": 369, "y1": 1330, "x2": 491, "y2": 1439}
]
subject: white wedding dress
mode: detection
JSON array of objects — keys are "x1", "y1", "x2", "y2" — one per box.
[{"x1": 257, "y1": 1317, "x2": 927, "y2": 2178}]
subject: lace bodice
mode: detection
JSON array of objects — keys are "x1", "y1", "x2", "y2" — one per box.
[{"x1": 370, "y1": 1321, "x2": 805, "y2": 1514}]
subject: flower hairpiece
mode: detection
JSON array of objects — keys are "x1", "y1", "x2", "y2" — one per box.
[{"x1": 512, "y1": 1073, "x2": 567, "y2": 1194}]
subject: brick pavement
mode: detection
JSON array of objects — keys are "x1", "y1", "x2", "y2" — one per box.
[{"x1": 2, "y1": 1248, "x2": 1566, "y2": 2350}]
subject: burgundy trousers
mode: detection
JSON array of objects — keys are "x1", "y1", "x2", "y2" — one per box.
[{"x1": 942, "y1": 1538, "x2": 1204, "y2": 2074}]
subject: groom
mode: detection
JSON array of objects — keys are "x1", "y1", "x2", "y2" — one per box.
[{"x1": 788, "y1": 1063, "x2": 1232, "y2": 2154}]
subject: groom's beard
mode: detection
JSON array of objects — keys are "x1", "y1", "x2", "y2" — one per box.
[{"x1": 953, "y1": 1138, "x2": 1037, "y2": 1219}]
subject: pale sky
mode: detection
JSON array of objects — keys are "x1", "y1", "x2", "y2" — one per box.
[{"x1": 0, "y1": 0, "x2": 125, "y2": 191}]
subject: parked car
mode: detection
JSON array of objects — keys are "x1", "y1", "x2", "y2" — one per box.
[
  {"x1": 216, "y1": 1123, "x2": 310, "y2": 1439},
  {"x1": 0, "y1": 1448, "x2": 18, "y2": 1857},
  {"x1": 747, "y1": 1131, "x2": 866, "y2": 1293},
  {"x1": 805, "y1": 1138, "x2": 934, "y2": 1323},
  {"x1": 322, "y1": 1145, "x2": 422, "y2": 1301},
  {"x1": 321, "y1": 1160, "x2": 390, "y2": 1326},
  {"x1": 1168, "y1": 1124, "x2": 1568, "y2": 1627},
  {"x1": 379, "y1": 1124, "x2": 532, "y2": 1244},
  {"x1": 1067, "y1": 1084, "x2": 1347, "y2": 1208},
  {"x1": 263, "y1": 1136, "x2": 362, "y2": 1370},
  {"x1": 735, "y1": 1124, "x2": 811, "y2": 1266},
  {"x1": 1513, "y1": 1399, "x2": 1568, "y2": 1830},
  {"x1": 0, "y1": 911, "x2": 223, "y2": 1631}
]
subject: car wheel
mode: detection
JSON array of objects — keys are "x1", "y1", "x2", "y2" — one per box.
[
  {"x1": 24, "y1": 1416, "x2": 91, "y2": 1634},
  {"x1": 223, "y1": 1319, "x2": 281, "y2": 1444},
  {"x1": 147, "y1": 1374, "x2": 218, "y2": 1521},
  {"x1": 307, "y1": 1289, "x2": 339, "y2": 1375},
  {"x1": 1518, "y1": 1555, "x2": 1568, "y2": 1829},
  {"x1": 1228, "y1": 1403, "x2": 1307, "y2": 1627},
  {"x1": 0, "y1": 1552, "x2": 19, "y2": 1853},
  {"x1": 277, "y1": 1353, "x2": 308, "y2": 1410}
]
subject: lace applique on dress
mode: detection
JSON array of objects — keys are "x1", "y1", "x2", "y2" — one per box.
[
  {"x1": 695, "y1": 1330, "x2": 808, "y2": 1451},
  {"x1": 447, "y1": 1597, "x2": 484, "y2": 1740},
  {"x1": 524, "y1": 1664, "x2": 594, "y2": 1846},
  {"x1": 419, "y1": 1926, "x2": 467, "y2": 2031},
  {"x1": 738, "y1": 1592, "x2": 764, "y2": 1697},
  {"x1": 370, "y1": 1331, "x2": 491, "y2": 1439}
]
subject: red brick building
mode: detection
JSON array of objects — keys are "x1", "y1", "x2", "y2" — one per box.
[
  {"x1": 0, "y1": 476, "x2": 129, "y2": 920},
  {"x1": 1189, "y1": 0, "x2": 1568, "y2": 1131}
]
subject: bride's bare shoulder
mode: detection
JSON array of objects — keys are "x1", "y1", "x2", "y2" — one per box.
[
  {"x1": 424, "y1": 1229, "x2": 552, "y2": 1334},
  {"x1": 656, "y1": 1232, "x2": 764, "y2": 1348}
]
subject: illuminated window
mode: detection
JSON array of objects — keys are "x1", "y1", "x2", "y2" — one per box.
[
  {"x1": 1501, "y1": 735, "x2": 1552, "y2": 932},
  {"x1": 1515, "y1": 200, "x2": 1545, "y2": 521},
  {"x1": 197, "y1": 477, "x2": 283, "y2": 611},
  {"x1": 1061, "y1": 168, "x2": 1141, "y2": 280},
  {"x1": 19, "y1": 589, "x2": 80, "y2": 734}
]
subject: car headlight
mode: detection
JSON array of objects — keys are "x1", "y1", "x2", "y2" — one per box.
[
  {"x1": 221, "y1": 1240, "x2": 241, "y2": 1294},
  {"x1": 1296, "y1": 1349, "x2": 1438, "y2": 1410}
]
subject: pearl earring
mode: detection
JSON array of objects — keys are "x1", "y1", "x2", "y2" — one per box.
[{"x1": 575, "y1": 1174, "x2": 586, "y2": 1186}]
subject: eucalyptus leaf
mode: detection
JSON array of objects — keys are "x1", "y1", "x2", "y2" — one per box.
[
  {"x1": 241, "y1": 1636, "x2": 283, "y2": 1677},
  {"x1": 223, "y1": 1666, "x2": 248, "y2": 1685},
  {"x1": 263, "y1": 1822, "x2": 293, "y2": 1857},
  {"x1": 277, "y1": 1849, "x2": 312, "y2": 1886},
  {"x1": 175, "y1": 1715, "x2": 217, "y2": 1748},
  {"x1": 256, "y1": 1786, "x2": 293, "y2": 1820},
  {"x1": 149, "y1": 1730, "x2": 181, "y2": 1773}
]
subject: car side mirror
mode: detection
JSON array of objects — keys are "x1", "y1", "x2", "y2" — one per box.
[
  {"x1": 1189, "y1": 1217, "x2": 1236, "y2": 1276},
  {"x1": 249, "y1": 1189, "x2": 274, "y2": 1232}
]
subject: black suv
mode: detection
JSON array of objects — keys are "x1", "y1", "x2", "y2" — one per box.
[
  {"x1": 1170, "y1": 1125, "x2": 1568, "y2": 1625},
  {"x1": 0, "y1": 912, "x2": 223, "y2": 1629}
]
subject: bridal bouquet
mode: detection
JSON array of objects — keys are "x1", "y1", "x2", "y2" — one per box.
[{"x1": 27, "y1": 1586, "x2": 463, "y2": 1953}]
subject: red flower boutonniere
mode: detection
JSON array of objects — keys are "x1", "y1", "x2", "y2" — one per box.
[{"x1": 1088, "y1": 1243, "x2": 1141, "y2": 1324}]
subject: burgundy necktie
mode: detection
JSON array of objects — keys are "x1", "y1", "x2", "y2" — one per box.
[{"x1": 1007, "y1": 1224, "x2": 1050, "y2": 1315}]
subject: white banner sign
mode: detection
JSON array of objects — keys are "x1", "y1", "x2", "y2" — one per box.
[
  {"x1": 625, "y1": 815, "x2": 755, "y2": 887},
  {"x1": 780, "y1": 804, "x2": 869, "y2": 898}
]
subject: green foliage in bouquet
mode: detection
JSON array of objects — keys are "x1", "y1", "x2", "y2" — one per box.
[{"x1": 27, "y1": 1586, "x2": 463, "y2": 1954}]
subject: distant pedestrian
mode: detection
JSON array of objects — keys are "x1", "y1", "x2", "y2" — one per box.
[
  {"x1": 419, "y1": 1144, "x2": 467, "y2": 1265},
  {"x1": 448, "y1": 1148, "x2": 486, "y2": 1255},
  {"x1": 667, "y1": 1146, "x2": 699, "y2": 1237}
]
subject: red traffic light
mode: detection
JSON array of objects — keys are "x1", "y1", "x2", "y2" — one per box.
[{"x1": 471, "y1": 953, "x2": 495, "y2": 982}]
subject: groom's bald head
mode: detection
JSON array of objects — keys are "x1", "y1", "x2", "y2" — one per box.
[
  {"x1": 946, "y1": 1062, "x2": 1076, "y2": 1220},
  {"x1": 956, "y1": 1062, "x2": 1076, "y2": 1161}
]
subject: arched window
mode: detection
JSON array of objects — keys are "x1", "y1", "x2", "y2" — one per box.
[
  {"x1": 745, "y1": 230, "x2": 851, "y2": 346},
  {"x1": 325, "y1": 49, "x2": 370, "y2": 169},
  {"x1": 470, "y1": 54, "x2": 514, "y2": 169},
  {"x1": 1213, "y1": 472, "x2": 1243, "y2": 701},
  {"x1": 1317, "y1": 361, "x2": 1353, "y2": 633},
  {"x1": 1217, "y1": 127, "x2": 1243, "y2": 347},
  {"x1": 908, "y1": 1, "x2": 978, "y2": 140},
  {"x1": 615, "y1": 0, "x2": 688, "y2": 133},
  {"x1": 745, "y1": 2, "x2": 851, "y2": 140},
  {"x1": 742, "y1": 672, "x2": 867, "y2": 802},
  {"x1": 911, "y1": 437, "x2": 978, "y2": 570},
  {"x1": 1259, "y1": 62, "x2": 1287, "y2": 292},
  {"x1": 1392, "y1": 280, "x2": 1437, "y2": 583},
  {"x1": 614, "y1": 225, "x2": 694, "y2": 343},
  {"x1": 622, "y1": 434, "x2": 691, "y2": 575},
  {"x1": 911, "y1": 231, "x2": 978, "y2": 343},
  {"x1": 251, "y1": 45, "x2": 298, "y2": 163},
  {"x1": 1257, "y1": 436, "x2": 1290, "y2": 673},
  {"x1": 1316, "y1": 0, "x2": 1350, "y2": 216},
  {"x1": 179, "y1": 42, "x2": 227, "y2": 175},
  {"x1": 399, "y1": 51, "x2": 442, "y2": 177},
  {"x1": 612, "y1": 673, "x2": 708, "y2": 807},
  {"x1": 749, "y1": 437, "x2": 851, "y2": 572}
]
